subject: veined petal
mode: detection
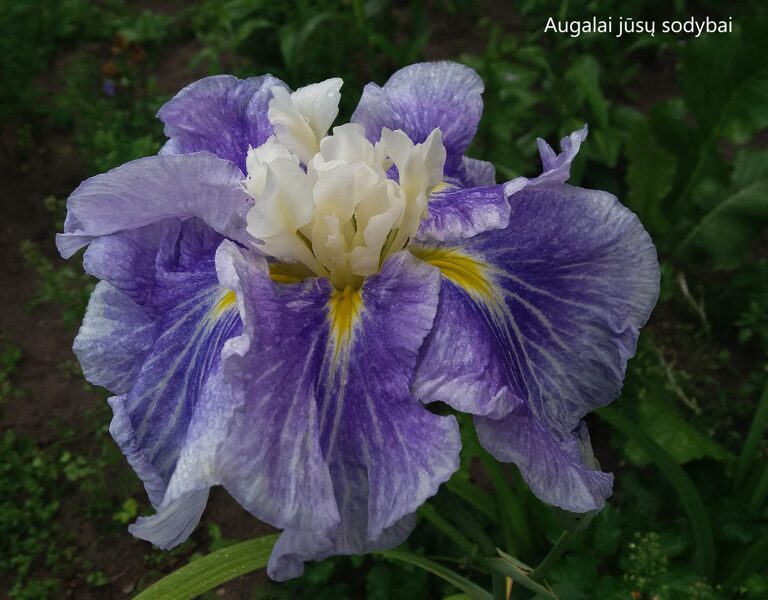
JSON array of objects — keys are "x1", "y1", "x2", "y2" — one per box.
[
  {"x1": 56, "y1": 152, "x2": 252, "y2": 258},
  {"x1": 412, "y1": 183, "x2": 659, "y2": 511},
  {"x1": 74, "y1": 281, "x2": 156, "y2": 395},
  {"x1": 504, "y1": 125, "x2": 588, "y2": 196},
  {"x1": 81, "y1": 222, "x2": 244, "y2": 549},
  {"x1": 475, "y1": 408, "x2": 613, "y2": 512},
  {"x1": 352, "y1": 61, "x2": 483, "y2": 178},
  {"x1": 184, "y1": 241, "x2": 340, "y2": 535},
  {"x1": 158, "y1": 74, "x2": 288, "y2": 172},
  {"x1": 417, "y1": 184, "x2": 510, "y2": 243},
  {"x1": 268, "y1": 462, "x2": 418, "y2": 581},
  {"x1": 459, "y1": 156, "x2": 497, "y2": 187},
  {"x1": 82, "y1": 221, "x2": 169, "y2": 306},
  {"x1": 216, "y1": 249, "x2": 457, "y2": 579}
]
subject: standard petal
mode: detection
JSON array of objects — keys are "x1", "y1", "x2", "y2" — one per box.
[
  {"x1": 352, "y1": 61, "x2": 484, "y2": 177},
  {"x1": 56, "y1": 152, "x2": 251, "y2": 258},
  {"x1": 158, "y1": 74, "x2": 287, "y2": 172},
  {"x1": 417, "y1": 184, "x2": 510, "y2": 243},
  {"x1": 475, "y1": 407, "x2": 613, "y2": 512},
  {"x1": 412, "y1": 183, "x2": 658, "y2": 511},
  {"x1": 74, "y1": 281, "x2": 156, "y2": 395}
]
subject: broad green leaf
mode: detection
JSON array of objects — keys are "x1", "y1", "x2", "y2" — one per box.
[
  {"x1": 679, "y1": 26, "x2": 768, "y2": 136},
  {"x1": 674, "y1": 179, "x2": 768, "y2": 268},
  {"x1": 598, "y1": 407, "x2": 716, "y2": 579},
  {"x1": 674, "y1": 25, "x2": 768, "y2": 210},
  {"x1": 375, "y1": 549, "x2": 493, "y2": 600},
  {"x1": 625, "y1": 394, "x2": 732, "y2": 466},
  {"x1": 625, "y1": 122, "x2": 676, "y2": 234},
  {"x1": 133, "y1": 534, "x2": 278, "y2": 600},
  {"x1": 733, "y1": 148, "x2": 768, "y2": 188},
  {"x1": 564, "y1": 55, "x2": 608, "y2": 126}
]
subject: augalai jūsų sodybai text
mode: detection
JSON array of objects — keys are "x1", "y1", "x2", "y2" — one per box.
[{"x1": 544, "y1": 16, "x2": 733, "y2": 38}]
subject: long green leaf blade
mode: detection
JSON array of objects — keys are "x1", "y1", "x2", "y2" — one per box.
[
  {"x1": 134, "y1": 534, "x2": 278, "y2": 600},
  {"x1": 488, "y1": 557, "x2": 558, "y2": 599},
  {"x1": 736, "y1": 379, "x2": 768, "y2": 488},
  {"x1": 376, "y1": 549, "x2": 493, "y2": 600},
  {"x1": 723, "y1": 532, "x2": 768, "y2": 591},
  {"x1": 598, "y1": 406, "x2": 716, "y2": 579}
]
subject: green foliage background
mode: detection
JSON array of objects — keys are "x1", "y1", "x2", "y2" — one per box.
[{"x1": 1, "y1": 0, "x2": 767, "y2": 598}]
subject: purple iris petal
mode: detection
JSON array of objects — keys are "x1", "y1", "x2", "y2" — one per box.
[
  {"x1": 459, "y1": 156, "x2": 497, "y2": 187},
  {"x1": 158, "y1": 74, "x2": 287, "y2": 173},
  {"x1": 504, "y1": 125, "x2": 589, "y2": 195},
  {"x1": 56, "y1": 152, "x2": 252, "y2": 258},
  {"x1": 413, "y1": 131, "x2": 659, "y2": 512},
  {"x1": 74, "y1": 281, "x2": 156, "y2": 395},
  {"x1": 75, "y1": 219, "x2": 243, "y2": 545},
  {"x1": 209, "y1": 249, "x2": 458, "y2": 579},
  {"x1": 475, "y1": 408, "x2": 613, "y2": 512},
  {"x1": 417, "y1": 184, "x2": 510, "y2": 243},
  {"x1": 269, "y1": 462, "x2": 418, "y2": 581},
  {"x1": 352, "y1": 61, "x2": 484, "y2": 180}
]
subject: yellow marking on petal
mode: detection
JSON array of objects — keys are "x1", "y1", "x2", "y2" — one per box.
[
  {"x1": 431, "y1": 180, "x2": 457, "y2": 195},
  {"x1": 328, "y1": 285, "x2": 363, "y2": 361},
  {"x1": 212, "y1": 290, "x2": 237, "y2": 319},
  {"x1": 411, "y1": 247, "x2": 495, "y2": 302},
  {"x1": 269, "y1": 261, "x2": 315, "y2": 284}
]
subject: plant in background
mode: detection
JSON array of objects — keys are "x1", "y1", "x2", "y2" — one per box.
[{"x1": 57, "y1": 61, "x2": 659, "y2": 595}]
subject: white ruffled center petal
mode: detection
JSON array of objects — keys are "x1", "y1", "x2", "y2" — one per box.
[
  {"x1": 245, "y1": 98, "x2": 446, "y2": 289},
  {"x1": 267, "y1": 78, "x2": 343, "y2": 165}
]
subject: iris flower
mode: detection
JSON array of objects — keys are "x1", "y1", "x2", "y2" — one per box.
[{"x1": 58, "y1": 62, "x2": 659, "y2": 580}]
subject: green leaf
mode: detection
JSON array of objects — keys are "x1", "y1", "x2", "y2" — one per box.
[
  {"x1": 679, "y1": 27, "x2": 768, "y2": 137},
  {"x1": 723, "y1": 532, "x2": 768, "y2": 591},
  {"x1": 564, "y1": 55, "x2": 608, "y2": 126},
  {"x1": 674, "y1": 25, "x2": 768, "y2": 209},
  {"x1": 488, "y1": 556, "x2": 558, "y2": 599},
  {"x1": 598, "y1": 407, "x2": 716, "y2": 579},
  {"x1": 625, "y1": 394, "x2": 732, "y2": 466},
  {"x1": 446, "y1": 478, "x2": 498, "y2": 523},
  {"x1": 625, "y1": 122, "x2": 676, "y2": 234},
  {"x1": 736, "y1": 379, "x2": 768, "y2": 488},
  {"x1": 375, "y1": 549, "x2": 493, "y2": 600},
  {"x1": 674, "y1": 179, "x2": 768, "y2": 268},
  {"x1": 133, "y1": 534, "x2": 278, "y2": 600},
  {"x1": 733, "y1": 147, "x2": 768, "y2": 187}
]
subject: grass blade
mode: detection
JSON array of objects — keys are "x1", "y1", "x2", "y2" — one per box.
[
  {"x1": 723, "y1": 532, "x2": 768, "y2": 591},
  {"x1": 488, "y1": 556, "x2": 558, "y2": 599},
  {"x1": 134, "y1": 534, "x2": 278, "y2": 600},
  {"x1": 736, "y1": 379, "x2": 768, "y2": 488},
  {"x1": 376, "y1": 549, "x2": 493, "y2": 600}
]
